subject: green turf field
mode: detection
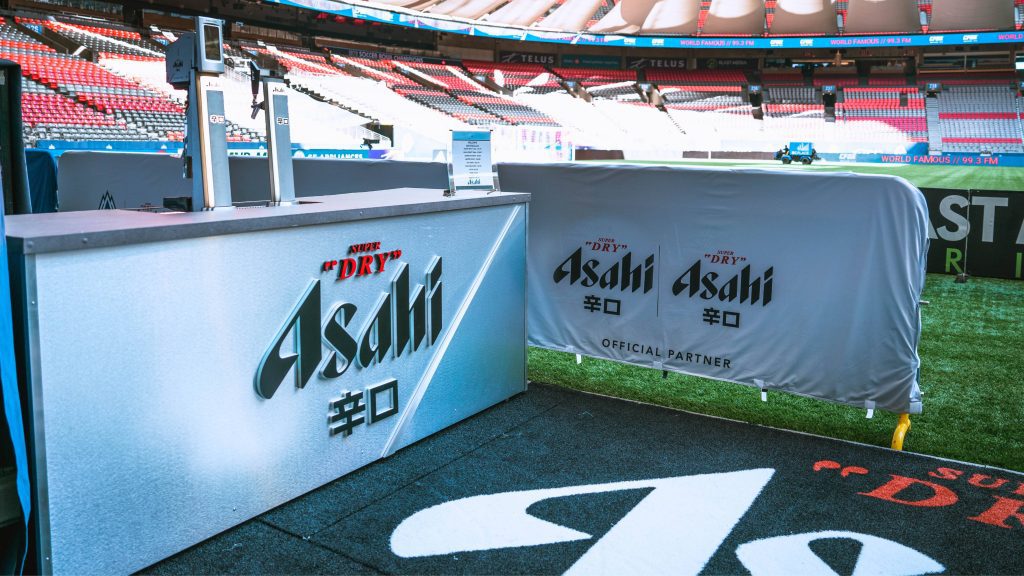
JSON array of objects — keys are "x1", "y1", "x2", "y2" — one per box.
[
  {"x1": 592, "y1": 159, "x2": 1024, "y2": 192},
  {"x1": 529, "y1": 273, "x2": 1024, "y2": 473}
]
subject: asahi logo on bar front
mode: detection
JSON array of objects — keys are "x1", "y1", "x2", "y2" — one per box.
[
  {"x1": 255, "y1": 248, "x2": 443, "y2": 436},
  {"x1": 321, "y1": 240, "x2": 404, "y2": 281}
]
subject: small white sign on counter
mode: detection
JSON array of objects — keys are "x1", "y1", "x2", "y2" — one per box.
[{"x1": 449, "y1": 130, "x2": 496, "y2": 194}]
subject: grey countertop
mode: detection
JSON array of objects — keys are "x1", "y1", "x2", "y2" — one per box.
[{"x1": 6, "y1": 188, "x2": 530, "y2": 255}]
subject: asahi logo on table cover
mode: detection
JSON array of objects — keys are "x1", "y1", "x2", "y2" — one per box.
[
  {"x1": 547, "y1": 241, "x2": 778, "y2": 367},
  {"x1": 256, "y1": 240, "x2": 442, "y2": 437},
  {"x1": 550, "y1": 241, "x2": 774, "y2": 328},
  {"x1": 672, "y1": 250, "x2": 774, "y2": 329},
  {"x1": 552, "y1": 237, "x2": 655, "y2": 317}
]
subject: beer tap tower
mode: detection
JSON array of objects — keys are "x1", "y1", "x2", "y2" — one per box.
[
  {"x1": 249, "y1": 62, "x2": 296, "y2": 205},
  {"x1": 165, "y1": 17, "x2": 232, "y2": 211}
]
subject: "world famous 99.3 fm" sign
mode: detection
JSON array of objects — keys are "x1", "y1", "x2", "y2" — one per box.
[{"x1": 516, "y1": 163, "x2": 928, "y2": 414}]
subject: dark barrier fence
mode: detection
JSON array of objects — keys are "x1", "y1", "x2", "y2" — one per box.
[
  {"x1": 574, "y1": 149, "x2": 625, "y2": 161},
  {"x1": 55, "y1": 153, "x2": 448, "y2": 211},
  {"x1": 25, "y1": 150, "x2": 57, "y2": 214},
  {"x1": 921, "y1": 188, "x2": 1024, "y2": 280}
]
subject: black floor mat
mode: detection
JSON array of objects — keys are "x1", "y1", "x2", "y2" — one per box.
[{"x1": 143, "y1": 383, "x2": 1024, "y2": 575}]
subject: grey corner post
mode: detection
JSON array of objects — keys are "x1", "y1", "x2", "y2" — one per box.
[
  {"x1": 250, "y1": 64, "x2": 296, "y2": 205},
  {"x1": 165, "y1": 17, "x2": 232, "y2": 211}
]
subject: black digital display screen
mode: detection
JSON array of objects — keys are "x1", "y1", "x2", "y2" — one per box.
[{"x1": 203, "y1": 24, "x2": 221, "y2": 62}]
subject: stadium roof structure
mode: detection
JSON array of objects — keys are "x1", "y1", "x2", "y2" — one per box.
[
  {"x1": 369, "y1": 0, "x2": 423, "y2": 5},
  {"x1": 486, "y1": 0, "x2": 563, "y2": 27},
  {"x1": 770, "y1": 0, "x2": 840, "y2": 35},
  {"x1": 929, "y1": 0, "x2": 1015, "y2": 32},
  {"x1": 588, "y1": 0, "x2": 637, "y2": 34},
  {"x1": 701, "y1": 0, "x2": 765, "y2": 35},
  {"x1": 636, "y1": 0, "x2": 702, "y2": 34},
  {"x1": 843, "y1": 0, "x2": 921, "y2": 34},
  {"x1": 588, "y1": 0, "x2": 701, "y2": 34},
  {"x1": 431, "y1": 0, "x2": 505, "y2": 20},
  {"x1": 535, "y1": 0, "x2": 605, "y2": 32}
]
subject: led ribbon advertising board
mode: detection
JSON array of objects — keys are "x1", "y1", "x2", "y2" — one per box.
[{"x1": 266, "y1": 0, "x2": 1024, "y2": 49}]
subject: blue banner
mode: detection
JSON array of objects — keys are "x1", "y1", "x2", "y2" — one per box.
[
  {"x1": 25, "y1": 150, "x2": 58, "y2": 213},
  {"x1": 1, "y1": 183, "x2": 30, "y2": 574},
  {"x1": 36, "y1": 140, "x2": 183, "y2": 155},
  {"x1": 265, "y1": 0, "x2": 1024, "y2": 50}
]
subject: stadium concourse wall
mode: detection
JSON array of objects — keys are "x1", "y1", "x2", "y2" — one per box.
[{"x1": 47, "y1": 152, "x2": 1024, "y2": 281}]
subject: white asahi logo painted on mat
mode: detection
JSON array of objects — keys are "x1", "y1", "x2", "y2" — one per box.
[{"x1": 390, "y1": 469, "x2": 945, "y2": 576}]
